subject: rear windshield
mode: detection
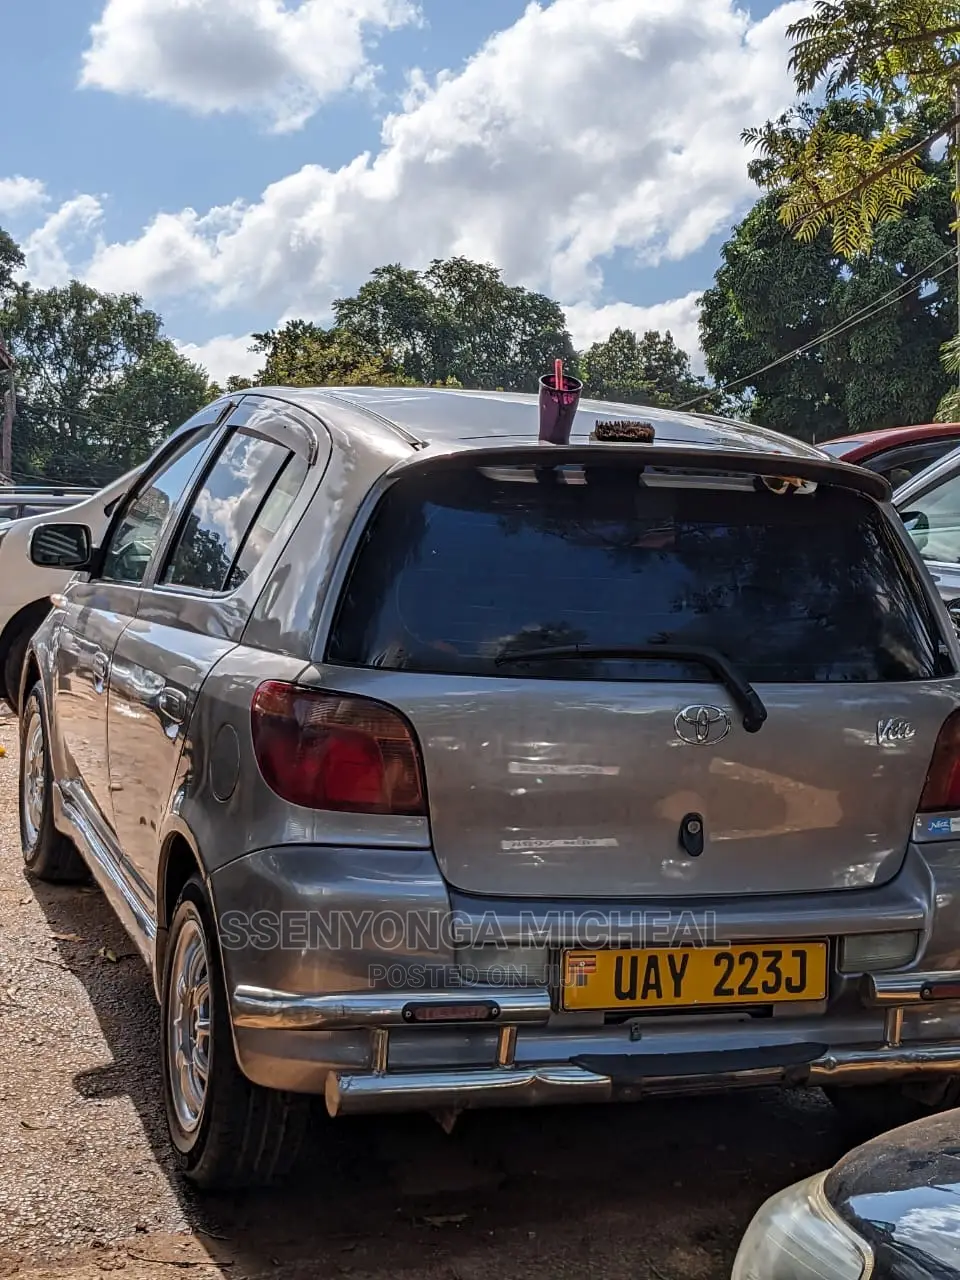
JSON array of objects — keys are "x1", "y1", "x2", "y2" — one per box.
[{"x1": 327, "y1": 463, "x2": 945, "y2": 683}]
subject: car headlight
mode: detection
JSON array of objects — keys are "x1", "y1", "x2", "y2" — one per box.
[{"x1": 732, "y1": 1172, "x2": 874, "y2": 1280}]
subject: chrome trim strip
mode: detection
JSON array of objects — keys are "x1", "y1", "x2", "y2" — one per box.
[
  {"x1": 54, "y1": 783, "x2": 156, "y2": 965},
  {"x1": 231, "y1": 985, "x2": 552, "y2": 1030},
  {"x1": 863, "y1": 972, "x2": 960, "y2": 1005},
  {"x1": 325, "y1": 1044, "x2": 960, "y2": 1117}
]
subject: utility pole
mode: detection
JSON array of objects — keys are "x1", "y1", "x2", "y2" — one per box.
[{"x1": 0, "y1": 331, "x2": 13, "y2": 484}]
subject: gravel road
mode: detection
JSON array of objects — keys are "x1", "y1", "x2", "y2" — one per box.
[{"x1": 0, "y1": 704, "x2": 854, "y2": 1280}]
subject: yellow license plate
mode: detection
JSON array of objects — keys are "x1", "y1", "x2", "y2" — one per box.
[{"x1": 561, "y1": 942, "x2": 828, "y2": 1011}]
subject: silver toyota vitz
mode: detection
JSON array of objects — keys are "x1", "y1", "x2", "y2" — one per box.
[{"x1": 17, "y1": 380, "x2": 960, "y2": 1190}]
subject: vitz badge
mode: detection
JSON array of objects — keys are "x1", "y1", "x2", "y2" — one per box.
[{"x1": 877, "y1": 717, "x2": 916, "y2": 746}]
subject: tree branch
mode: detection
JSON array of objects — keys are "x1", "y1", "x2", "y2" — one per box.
[
  {"x1": 792, "y1": 112, "x2": 960, "y2": 217},
  {"x1": 890, "y1": 25, "x2": 960, "y2": 47}
]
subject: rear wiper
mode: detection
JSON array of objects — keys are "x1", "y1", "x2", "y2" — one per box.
[{"x1": 494, "y1": 643, "x2": 767, "y2": 733}]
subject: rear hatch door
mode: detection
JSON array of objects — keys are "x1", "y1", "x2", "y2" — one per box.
[{"x1": 326, "y1": 453, "x2": 955, "y2": 898}]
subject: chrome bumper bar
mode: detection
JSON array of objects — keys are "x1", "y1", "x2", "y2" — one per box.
[
  {"x1": 231, "y1": 984, "x2": 552, "y2": 1030},
  {"x1": 864, "y1": 972, "x2": 960, "y2": 1005},
  {"x1": 325, "y1": 1044, "x2": 960, "y2": 1117},
  {"x1": 235, "y1": 970, "x2": 960, "y2": 1031}
]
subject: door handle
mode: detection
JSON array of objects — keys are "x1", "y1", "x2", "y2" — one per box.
[
  {"x1": 157, "y1": 687, "x2": 187, "y2": 725},
  {"x1": 92, "y1": 651, "x2": 109, "y2": 692}
]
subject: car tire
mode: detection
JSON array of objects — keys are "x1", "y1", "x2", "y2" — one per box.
[
  {"x1": 826, "y1": 1080, "x2": 960, "y2": 1137},
  {"x1": 19, "y1": 684, "x2": 88, "y2": 882},
  {"x1": 160, "y1": 876, "x2": 310, "y2": 1191}
]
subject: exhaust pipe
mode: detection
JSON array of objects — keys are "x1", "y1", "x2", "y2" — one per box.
[{"x1": 538, "y1": 359, "x2": 583, "y2": 445}]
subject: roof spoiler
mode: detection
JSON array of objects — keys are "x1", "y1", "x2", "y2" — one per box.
[{"x1": 392, "y1": 442, "x2": 893, "y2": 503}]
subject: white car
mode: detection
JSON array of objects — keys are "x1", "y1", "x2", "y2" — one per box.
[{"x1": 0, "y1": 469, "x2": 139, "y2": 710}]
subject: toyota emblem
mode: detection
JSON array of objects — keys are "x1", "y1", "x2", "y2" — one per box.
[{"x1": 674, "y1": 704, "x2": 731, "y2": 746}]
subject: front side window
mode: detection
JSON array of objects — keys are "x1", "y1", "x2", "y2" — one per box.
[
  {"x1": 329, "y1": 463, "x2": 942, "y2": 684},
  {"x1": 161, "y1": 431, "x2": 296, "y2": 593},
  {"x1": 100, "y1": 425, "x2": 217, "y2": 585},
  {"x1": 901, "y1": 470, "x2": 960, "y2": 566}
]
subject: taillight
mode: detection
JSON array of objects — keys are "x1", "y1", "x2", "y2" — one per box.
[
  {"x1": 918, "y1": 709, "x2": 960, "y2": 812},
  {"x1": 251, "y1": 681, "x2": 426, "y2": 816}
]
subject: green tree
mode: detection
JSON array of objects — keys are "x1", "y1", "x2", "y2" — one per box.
[
  {"x1": 4, "y1": 281, "x2": 213, "y2": 486},
  {"x1": 333, "y1": 256, "x2": 574, "y2": 389},
  {"x1": 332, "y1": 265, "x2": 446, "y2": 384},
  {"x1": 582, "y1": 327, "x2": 723, "y2": 411},
  {"x1": 744, "y1": 1, "x2": 960, "y2": 256},
  {"x1": 699, "y1": 158, "x2": 957, "y2": 439},
  {"x1": 0, "y1": 229, "x2": 24, "y2": 299},
  {"x1": 250, "y1": 319, "x2": 414, "y2": 387}
]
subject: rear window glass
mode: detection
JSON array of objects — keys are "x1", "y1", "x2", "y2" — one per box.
[
  {"x1": 817, "y1": 441, "x2": 856, "y2": 458},
  {"x1": 327, "y1": 464, "x2": 945, "y2": 684}
]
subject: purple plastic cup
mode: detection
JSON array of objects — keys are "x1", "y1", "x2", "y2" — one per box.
[{"x1": 538, "y1": 372, "x2": 583, "y2": 445}]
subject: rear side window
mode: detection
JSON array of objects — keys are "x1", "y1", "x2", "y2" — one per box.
[
  {"x1": 328, "y1": 463, "x2": 944, "y2": 684},
  {"x1": 162, "y1": 431, "x2": 299, "y2": 593}
]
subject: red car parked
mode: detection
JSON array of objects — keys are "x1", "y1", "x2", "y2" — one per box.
[{"x1": 819, "y1": 422, "x2": 960, "y2": 489}]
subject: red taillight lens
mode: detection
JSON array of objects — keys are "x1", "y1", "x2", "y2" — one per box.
[
  {"x1": 251, "y1": 681, "x2": 426, "y2": 815},
  {"x1": 918, "y1": 710, "x2": 960, "y2": 812}
]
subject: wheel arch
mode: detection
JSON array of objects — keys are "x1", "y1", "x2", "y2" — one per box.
[
  {"x1": 155, "y1": 827, "x2": 208, "y2": 994},
  {"x1": 0, "y1": 598, "x2": 52, "y2": 708}
]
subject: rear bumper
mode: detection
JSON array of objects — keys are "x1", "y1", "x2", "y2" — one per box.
[
  {"x1": 229, "y1": 973, "x2": 960, "y2": 1108},
  {"x1": 212, "y1": 839, "x2": 960, "y2": 1110},
  {"x1": 325, "y1": 1043, "x2": 960, "y2": 1118}
]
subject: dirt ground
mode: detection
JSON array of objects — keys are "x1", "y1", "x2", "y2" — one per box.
[{"x1": 0, "y1": 704, "x2": 854, "y2": 1280}]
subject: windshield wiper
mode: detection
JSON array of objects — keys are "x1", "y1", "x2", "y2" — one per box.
[{"x1": 494, "y1": 643, "x2": 767, "y2": 733}]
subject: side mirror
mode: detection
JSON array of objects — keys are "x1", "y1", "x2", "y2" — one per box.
[
  {"x1": 29, "y1": 523, "x2": 93, "y2": 569},
  {"x1": 900, "y1": 509, "x2": 930, "y2": 553}
]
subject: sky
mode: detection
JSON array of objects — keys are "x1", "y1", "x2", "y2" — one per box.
[{"x1": 0, "y1": 0, "x2": 807, "y2": 384}]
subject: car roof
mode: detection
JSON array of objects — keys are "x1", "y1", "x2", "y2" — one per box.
[
  {"x1": 820, "y1": 422, "x2": 960, "y2": 459},
  {"x1": 247, "y1": 386, "x2": 828, "y2": 461}
]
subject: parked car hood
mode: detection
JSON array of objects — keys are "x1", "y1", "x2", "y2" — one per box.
[{"x1": 825, "y1": 1110, "x2": 960, "y2": 1278}]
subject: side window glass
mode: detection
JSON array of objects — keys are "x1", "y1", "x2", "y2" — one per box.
[
  {"x1": 901, "y1": 472, "x2": 960, "y2": 564},
  {"x1": 227, "y1": 454, "x2": 308, "y2": 590},
  {"x1": 873, "y1": 444, "x2": 955, "y2": 490},
  {"x1": 101, "y1": 425, "x2": 217, "y2": 585},
  {"x1": 161, "y1": 431, "x2": 294, "y2": 593}
]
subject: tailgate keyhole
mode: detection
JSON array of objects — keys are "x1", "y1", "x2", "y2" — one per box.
[{"x1": 679, "y1": 813, "x2": 704, "y2": 858}]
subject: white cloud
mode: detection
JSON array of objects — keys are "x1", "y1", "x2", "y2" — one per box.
[
  {"x1": 175, "y1": 333, "x2": 261, "y2": 383},
  {"x1": 22, "y1": 196, "x2": 105, "y2": 288},
  {"x1": 76, "y1": 0, "x2": 807, "y2": 321},
  {"x1": 0, "y1": 176, "x2": 48, "y2": 216},
  {"x1": 565, "y1": 292, "x2": 706, "y2": 372},
  {"x1": 81, "y1": 0, "x2": 419, "y2": 132}
]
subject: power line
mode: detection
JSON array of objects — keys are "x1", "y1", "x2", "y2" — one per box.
[{"x1": 678, "y1": 247, "x2": 960, "y2": 411}]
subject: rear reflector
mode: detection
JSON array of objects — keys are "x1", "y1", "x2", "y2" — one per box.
[
  {"x1": 921, "y1": 981, "x2": 960, "y2": 1001},
  {"x1": 402, "y1": 1003, "x2": 500, "y2": 1023},
  {"x1": 918, "y1": 709, "x2": 960, "y2": 812},
  {"x1": 251, "y1": 681, "x2": 426, "y2": 815}
]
